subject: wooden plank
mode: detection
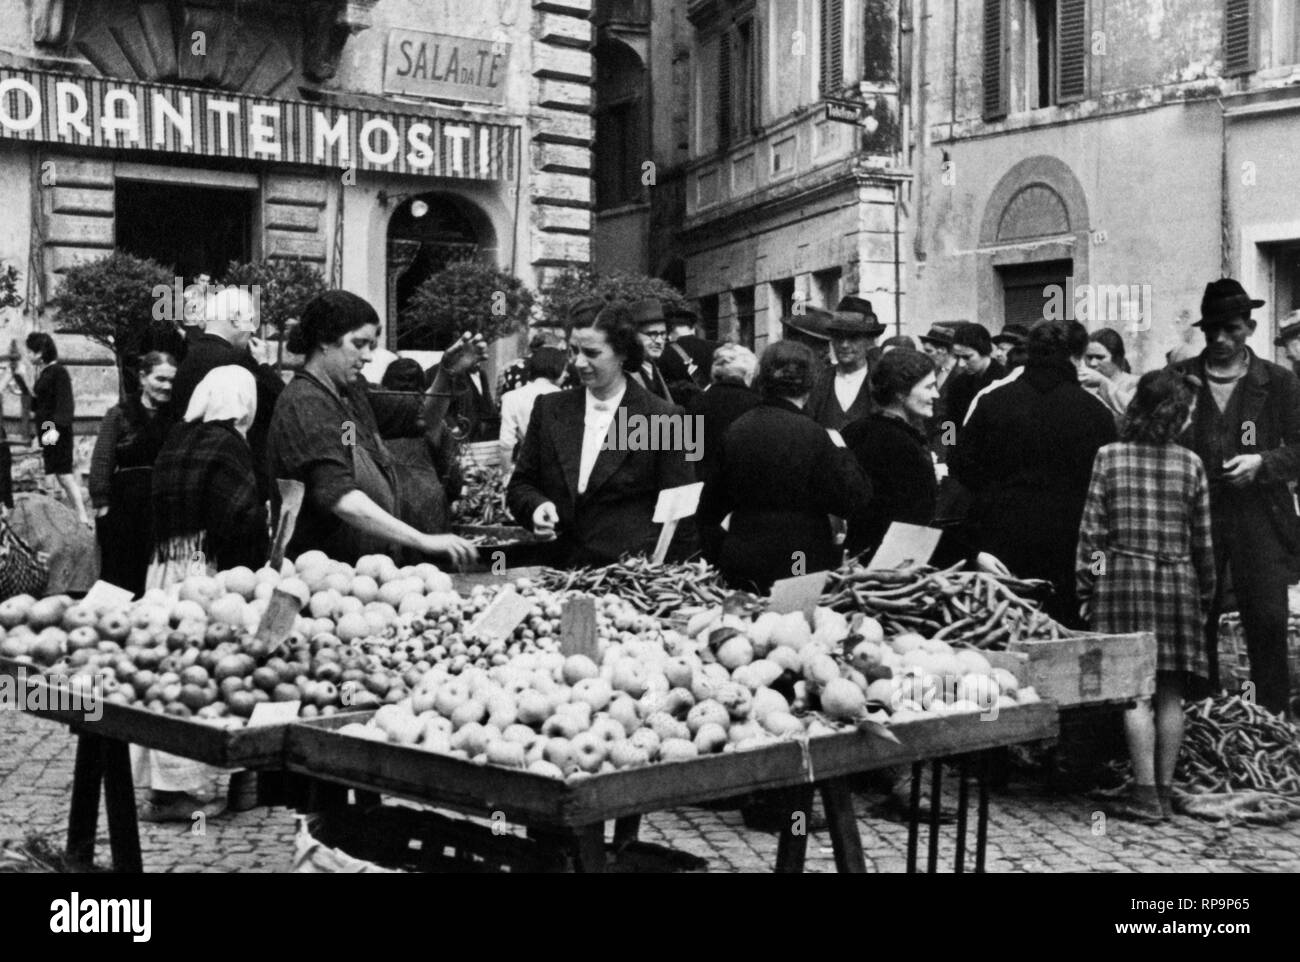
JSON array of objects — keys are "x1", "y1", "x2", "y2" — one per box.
[
  {"x1": 821, "y1": 778, "x2": 866, "y2": 872},
  {"x1": 1008, "y1": 631, "x2": 1156, "y2": 707},
  {"x1": 535, "y1": 78, "x2": 593, "y2": 113},
  {"x1": 774, "y1": 785, "x2": 814, "y2": 872}
]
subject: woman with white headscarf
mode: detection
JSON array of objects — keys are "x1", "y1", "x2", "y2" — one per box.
[{"x1": 147, "y1": 365, "x2": 268, "y2": 589}]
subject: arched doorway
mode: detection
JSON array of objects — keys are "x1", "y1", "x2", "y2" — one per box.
[{"x1": 386, "y1": 193, "x2": 497, "y2": 350}]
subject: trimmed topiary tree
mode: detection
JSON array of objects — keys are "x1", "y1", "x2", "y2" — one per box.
[
  {"x1": 537, "y1": 268, "x2": 687, "y2": 327},
  {"x1": 223, "y1": 257, "x2": 329, "y2": 338},
  {"x1": 399, "y1": 259, "x2": 534, "y2": 351}
]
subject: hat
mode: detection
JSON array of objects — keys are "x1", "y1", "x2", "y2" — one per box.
[
  {"x1": 918, "y1": 324, "x2": 956, "y2": 348},
  {"x1": 992, "y1": 323, "x2": 1029, "y2": 346},
  {"x1": 1195, "y1": 278, "x2": 1264, "y2": 327},
  {"x1": 628, "y1": 298, "x2": 666, "y2": 326},
  {"x1": 825, "y1": 311, "x2": 879, "y2": 337},
  {"x1": 666, "y1": 304, "x2": 699, "y2": 325},
  {"x1": 1275, "y1": 309, "x2": 1300, "y2": 346},
  {"x1": 567, "y1": 295, "x2": 606, "y2": 328},
  {"x1": 781, "y1": 306, "x2": 833, "y2": 341},
  {"x1": 834, "y1": 295, "x2": 887, "y2": 336}
]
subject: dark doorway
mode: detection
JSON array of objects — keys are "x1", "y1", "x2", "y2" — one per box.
[
  {"x1": 115, "y1": 180, "x2": 254, "y2": 281},
  {"x1": 999, "y1": 259, "x2": 1073, "y2": 331}
]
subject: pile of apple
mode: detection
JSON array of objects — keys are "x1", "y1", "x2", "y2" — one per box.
[
  {"x1": 335, "y1": 600, "x2": 1039, "y2": 779},
  {"x1": 0, "y1": 551, "x2": 663, "y2": 726}
]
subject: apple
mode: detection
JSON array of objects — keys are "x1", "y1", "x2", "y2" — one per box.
[
  {"x1": 569, "y1": 732, "x2": 606, "y2": 773},
  {"x1": 65, "y1": 626, "x2": 100, "y2": 653},
  {"x1": 61, "y1": 604, "x2": 99, "y2": 631},
  {"x1": 561, "y1": 654, "x2": 600, "y2": 686},
  {"x1": 96, "y1": 610, "x2": 131, "y2": 643},
  {"x1": 571, "y1": 677, "x2": 612, "y2": 713}
]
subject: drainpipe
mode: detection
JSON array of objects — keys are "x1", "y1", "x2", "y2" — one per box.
[{"x1": 1218, "y1": 98, "x2": 1230, "y2": 276}]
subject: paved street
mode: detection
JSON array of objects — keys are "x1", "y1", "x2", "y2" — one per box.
[{"x1": 3, "y1": 712, "x2": 1298, "y2": 873}]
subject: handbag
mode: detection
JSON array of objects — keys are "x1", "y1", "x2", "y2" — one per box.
[{"x1": 0, "y1": 515, "x2": 48, "y2": 600}]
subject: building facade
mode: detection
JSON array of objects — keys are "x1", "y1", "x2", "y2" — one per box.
[
  {"x1": 0, "y1": 0, "x2": 595, "y2": 425},
  {"x1": 679, "y1": 0, "x2": 909, "y2": 350},
  {"x1": 912, "y1": 0, "x2": 1300, "y2": 372}
]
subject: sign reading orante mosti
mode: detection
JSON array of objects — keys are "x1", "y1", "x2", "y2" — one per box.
[{"x1": 0, "y1": 68, "x2": 519, "y2": 180}]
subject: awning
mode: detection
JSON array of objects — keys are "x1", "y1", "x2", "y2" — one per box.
[{"x1": 0, "y1": 66, "x2": 521, "y2": 181}]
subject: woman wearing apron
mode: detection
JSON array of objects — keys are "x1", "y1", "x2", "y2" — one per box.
[
  {"x1": 88, "y1": 352, "x2": 178, "y2": 596},
  {"x1": 267, "y1": 290, "x2": 478, "y2": 566}
]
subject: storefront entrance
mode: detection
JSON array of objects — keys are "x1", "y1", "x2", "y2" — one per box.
[{"x1": 115, "y1": 180, "x2": 255, "y2": 282}]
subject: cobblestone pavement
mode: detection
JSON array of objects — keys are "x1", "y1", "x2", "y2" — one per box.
[{"x1": 4, "y1": 711, "x2": 1299, "y2": 873}]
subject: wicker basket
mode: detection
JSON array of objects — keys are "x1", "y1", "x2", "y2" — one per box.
[{"x1": 1216, "y1": 613, "x2": 1300, "y2": 696}]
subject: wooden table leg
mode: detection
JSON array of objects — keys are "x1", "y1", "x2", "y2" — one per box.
[
  {"x1": 573, "y1": 824, "x2": 607, "y2": 873},
  {"x1": 101, "y1": 738, "x2": 143, "y2": 874},
  {"x1": 976, "y1": 752, "x2": 991, "y2": 873},
  {"x1": 905, "y1": 761, "x2": 922, "y2": 873},
  {"x1": 612, "y1": 815, "x2": 641, "y2": 849},
  {"x1": 774, "y1": 784, "x2": 815, "y2": 873},
  {"x1": 927, "y1": 760, "x2": 943, "y2": 873},
  {"x1": 954, "y1": 756, "x2": 970, "y2": 874},
  {"x1": 66, "y1": 732, "x2": 105, "y2": 869},
  {"x1": 819, "y1": 779, "x2": 866, "y2": 873}
]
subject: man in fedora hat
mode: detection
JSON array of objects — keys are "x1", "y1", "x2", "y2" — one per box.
[
  {"x1": 807, "y1": 308, "x2": 883, "y2": 431},
  {"x1": 1274, "y1": 308, "x2": 1300, "y2": 378},
  {"x1": 627, "y1": 297, "x2": 675, "y2": 402},
  {"x1": 991, "y1": 323, "x2": 1029, "y2": 370},
  {"x1": 1170, "y1": 278, "x2": 1300, "y2": 716},
  {"x1": 918, "y1": 324, "x2": 959, "y2": 456}
]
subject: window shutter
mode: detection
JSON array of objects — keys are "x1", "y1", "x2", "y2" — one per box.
[
  {"x1": 749, "y1": 17, "x2": 762, "y2": 134},
  {"x1": 718, "y1": 31, "x2": 732, "y2": 148},
  {"x1": 820, "y1": 0, "x2": 844, "y2": 97},
  {"x1": 1056, "y1": 0, "x2": 1088, "y2": 103},
  {"x1": 1224, "y1": 0, "x2": 1256, "y2": 76},
  {"x1": 982, "y1": 0, "x2": 1008, "y2": 120}
]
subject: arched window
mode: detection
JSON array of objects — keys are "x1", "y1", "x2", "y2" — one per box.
[{"x1": 594, "y1": 39, "x2": 648, "y2": 209}]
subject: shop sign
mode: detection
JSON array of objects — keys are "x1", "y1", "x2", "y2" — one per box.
[
  {"x1": 0, "y1": 67, "x2": 519, "y2": 181},
  {"x1": 384, "y1": 29, "x2": 511, "y2": 105},
  {"x1": 824, "y1": 99, "x2": 863, "y2": 124}
]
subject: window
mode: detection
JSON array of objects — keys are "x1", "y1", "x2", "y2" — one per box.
[
  {"x1": 820, "y1": 0, "x2": 845, "y2": 97},
  {"x1": 771, "y1": 278, "x2": 796, "y2": 320},
  {"x1": 718, "y1": 18, "x2": 760, "y2": 149},
  {"x1": 814, "y1": 267, "x2": 842, "y2": 309},
  {"x1": 699, "y1": 294, "x2": 720, "y2": 342},
  {"x1": 1259, "y1": 0, "x2": 1300, "y2": 69},
  {"x1": 733, "y1": 287, "x2": 755, "y2": 350},
  {"x1": 115, "y1": 179, "x2": 252, "y2": 282},
  {"x1": 595, "y1": 40, "x2": 648, "y2": 209},
  {"x1": 984, "y1": 0, "x2": 1086, "y2": 118},
  {"x1": 998, "y1": 260, "x2": 1073, "y2": 330}
]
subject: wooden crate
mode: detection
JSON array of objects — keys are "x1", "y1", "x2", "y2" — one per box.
[
  {"x1": 986, "y1": 631, "x2": 1156, "y2": 709},
  {"x1": 0, "y1": 660, "x2": 294, "y2": 769},
  {"x1": 285, "y1": 703, "x2": 1058, "y2": 829}
]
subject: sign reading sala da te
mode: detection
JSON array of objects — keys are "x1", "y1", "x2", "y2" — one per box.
[{"x1": 384, "y1": 29, "x2": 511, "y2": 105}]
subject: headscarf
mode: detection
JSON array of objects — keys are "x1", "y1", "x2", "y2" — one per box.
[{"x1": 184, "y1": 365, "x2": 257, "y2": 436}]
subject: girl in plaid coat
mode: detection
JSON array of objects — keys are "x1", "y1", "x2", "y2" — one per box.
[{"x1": 1077, "y1": 370, "x2": 1216, "y2": 822}]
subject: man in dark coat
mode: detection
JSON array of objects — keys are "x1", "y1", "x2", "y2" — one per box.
[
  {"x1": 171, "y1": 287, "x2": 283, "y2": 500},
  {"x1": 807, "y1": 308, "x2": 884, "y2": 431},
  {"x1": 1273, "y1": 311, "x2": 1300, "y2": 380},
  {"x1": 919, "y1": 323, "x2": 959, "y2": 455},
  {"x1": 627, "y1": 298, "x2": 675, "y2": 402},
  {"x1": 951, "y1": 320, "x2": 1117, "y2": 627},
  {"x1": 659, "y1": 306, "x2": 718, "y2": 402},
  {"x1": 1172, "y1": 279, "x2": 1300, "y2": 714},
  {"x1": 507, "y1": 377, "x2": 696, "y2": 567}
]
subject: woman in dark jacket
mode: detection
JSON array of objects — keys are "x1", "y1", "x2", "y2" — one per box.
[
  {"x1": 148, "y1": 366, "x2": 269, "y2": 582},
  {"x1": 267, "y1": 291, "x2": 477, "y2": 566},
  {"x1": 22, "y1": 332, "x2": 88, "y2": 525},
  {"x1": 699, "y1": 341, "x2": 871, "y2": 593},
  {"x1": 89, "y1": 352, "x2": 178, "y2": 595},
  {"x1": 843, "y1": 350, "x2": 941, "y2": 556},
  {"x1": 507, "y1": 301, "x2": 698, "y2": 567}
]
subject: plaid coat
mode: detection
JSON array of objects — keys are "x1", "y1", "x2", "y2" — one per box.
[{"x1": 1076, "y1": 442, "x2": 1217, "y2": 678}]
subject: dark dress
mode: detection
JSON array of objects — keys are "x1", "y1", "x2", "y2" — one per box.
[
  {"x1": 687, "y1": 381, "x2": 761, "y2": 486},
  {"x1": 842, "y1": 412, "x2": 938, "y2": 556},
  {"x1": 507, "y1": 379, "x2": 698, "y2": 567},
  {"x1": 88, "y1": 396, "x2": 177, "y2": 595},
  {"x1": 945, "y1": 359, "x2": 1007, "y2": 432},
  {"x1": 267, "y1": 371, "x2": 432, "y2": 564},
  {"x1": 31, "y1": 363, "x2": 75, "y2": 475},
  {"x1": 1171, "y1": 349, "x2": 1300, "y2": 713},
  {"x1": 151, "y1": 420, "x2": 268, "y2": 572},
  {"x1": 950, "y1": 357, "x2": 1117, "y2": 627},
  {"x1": 698, "y1": 397, "x2": 872, "y2": 593},
  {"x1": 806, "y1": 365, "x2": 874, "y2": 432},
  {"x1": 172, "y1": 332, "x2": 284, "y2": 499}
]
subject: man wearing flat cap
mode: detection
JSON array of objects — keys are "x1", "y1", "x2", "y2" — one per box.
[
  {"x1": 627, "y1": 298, "x2": 675, "y2": 403},
  {"x1": 991, "y1": 323, "x2": 1029, "y2": 371},
  {"x1": 1274, "y1": 309, "x2": 1300, "y2": 379},
  {"x1": 1170, "y1": 278, "x2": 1300, "y2": 716},
  {"x1": 807, "y1": 299, "x2": 886, "y2": 431}
]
